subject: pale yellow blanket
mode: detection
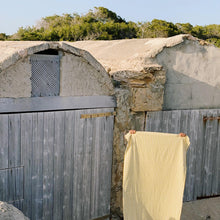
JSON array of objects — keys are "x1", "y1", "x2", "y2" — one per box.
[{"x1": 123, "y1": 131, "x2": 190, "y2": 220}]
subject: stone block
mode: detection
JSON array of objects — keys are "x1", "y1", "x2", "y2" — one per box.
[{"x1": 131, "y1": 87, "x2": 164, "y2": 111}]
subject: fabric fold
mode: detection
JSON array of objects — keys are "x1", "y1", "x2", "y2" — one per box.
[{"x1": 123, "y1": 131, "x2": 190, "y2": 220}]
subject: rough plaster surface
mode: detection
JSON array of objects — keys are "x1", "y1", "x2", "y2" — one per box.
[
  {"x1": 60, "y1": 52, "x2": 111, "y2": 96},
  {"x1": 0, "y1": 41, "x2": 114, "y2": 98},
  {"x1": 0, "y1": 201, "x2": 29, "y2": 220},
  {"x1": 0, "y1": 58, "x2": 31, "y2": 98},
  {"x1": 156, "y1": 39, "x2": 220, "y2": 110}
]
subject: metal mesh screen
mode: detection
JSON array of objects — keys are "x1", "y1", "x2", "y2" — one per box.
[{"x1": 31, "y1": 55, "x2": 60, "y2": 97}]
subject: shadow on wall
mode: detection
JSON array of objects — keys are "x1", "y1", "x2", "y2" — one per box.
[
  {"x1": 155, "y1": 40, "x2": 220, "y2": 110},
  {"x1": 163, "y1": 70, "x2": 220, "y2": 110}
]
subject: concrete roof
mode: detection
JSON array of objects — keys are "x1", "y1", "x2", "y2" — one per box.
[
  {"x1": 0, "y1": 35, "x2": 209, "y2": 74},
  {"x1": 70, "y1": 34, "x2": 206, "y2": 73}
]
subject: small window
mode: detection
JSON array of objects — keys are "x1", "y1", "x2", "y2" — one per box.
[{"x1": 30, "y1": 54, "x2": 60, "y2": 97}]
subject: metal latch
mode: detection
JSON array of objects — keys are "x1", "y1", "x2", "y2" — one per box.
[
  {"x1": 80, "y1": 112, "x2": 116, "y2": 119},
  {"x1": 203, "y1": 116, "x2": 220, "y2": 121}
]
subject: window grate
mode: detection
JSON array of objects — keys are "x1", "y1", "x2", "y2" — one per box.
[{"x1": 30, "y1": 54, "x2": 60, "y2": 97}]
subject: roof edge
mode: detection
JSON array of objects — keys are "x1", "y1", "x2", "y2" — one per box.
[
  {"x1": 144, "y1": 34, "x2": 205, "y2": 58},
  {"x1": 0, "y1": 41, "x2": 107, "y2": 74}
]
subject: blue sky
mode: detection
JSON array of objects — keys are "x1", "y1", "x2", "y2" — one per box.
[{"x1": 1, "y1": 0, "x2": 220, "y2": 35}]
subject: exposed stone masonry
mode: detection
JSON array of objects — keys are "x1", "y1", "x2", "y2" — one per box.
[{"x1": 112, "y1": 64, "x2": 166, "y2": 112}]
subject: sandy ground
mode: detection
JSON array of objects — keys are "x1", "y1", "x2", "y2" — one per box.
[{"x1": 181, "y1": 197, "x2": 220, "y2": 220}]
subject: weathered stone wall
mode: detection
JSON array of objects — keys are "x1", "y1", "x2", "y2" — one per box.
[
  {"x1": 111, "y1": 88, "x2": 146, "y2": 218},
  {"x1": 110, "y1": 65, "x2": 166, "y2": 218},
  {"x1": 113, "y1": 64, "x2": 166, "y2": 111},
  {"x1": 0, "y1": 58, "x2": 31, "y2": 98}
]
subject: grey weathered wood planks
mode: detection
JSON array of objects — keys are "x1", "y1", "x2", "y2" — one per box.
[
  {"x1": 194, "y1": 111, "x2": 205, "y2": 199},
  {"x1": 184, "y1": 110, "x2": 199, "y2": 201},
  {"x1": 146, "y1": 109, "x2": 220, "y2": 202},
  {"x1": 0, "y1": 169, "x2": 8, "y2": 201},
  {"x1": 8, "y1": 114, "x2": 21, "y2": 168},
  {"x1": 53, "y1": 111, "x2": 65, "y2": 220},
  {"x1": 210, "y1": 110, "x2": 219, "y2": 195},
  {"x1": 91, "y1": 112, "x2": 102, "y2": 218},
  {"x1": 72, "y1": 110, "x2": 84, "y2": 220},
  {"x1": 21, "y1": 113, "x2": 33, "y2": 217},
  {"x1": 0, "y1": 167, "x2": 23, "y2": 203},
  {"x1": 203, "y1": 109, "x2": 219, "y2": 197},
  {"x1": 0, "y1": 106, "x2": 114, "y2": 220},
  {"x1": 0, "y1": 115, "x2": 8, "y2": 169},
  {"x1": 43, "y1": 112, "x2": 55, "y2": 220},
  {"x1": 202, "y1": 110, "x2": 213, "y2": 196},
  {"x1": 8, "y1": 167, "x2": 24, "y2": 202},
  {"x1": 99, "y1": 108, "x2": 114, "y2": 216},
  {"x1": 32, "y1": 113, "x2": 43, "y2": 220},
  {"x1": 81, "y1": 109, "x2": 93, "y2": 220},
  {"x1": 216, "y1": 109, "x2": 220, "y2": 194},
  {"x1": 0, "y1": 114, "x2": 24, "y2": 205},
  {"x1": 62, "y1": 111, "x2": 75, "y2": 220},
  {"x1": 0, "y1": 96, "x2": 116, "y2": 113}
]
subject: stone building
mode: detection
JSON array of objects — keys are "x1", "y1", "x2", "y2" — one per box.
[{"x1": 0, "y1": 35, "x2": 220, "y2": 219}]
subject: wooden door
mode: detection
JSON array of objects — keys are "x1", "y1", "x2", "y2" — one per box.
[
  {"x1": 145, "y1": 109, "x2": 220, "y2": 201},
  {"x1": 0, "y1": 96, "x2": 115, "y2": 220}
]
